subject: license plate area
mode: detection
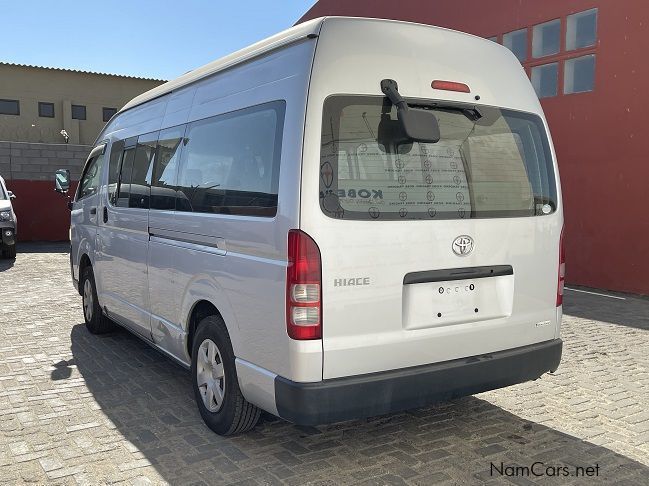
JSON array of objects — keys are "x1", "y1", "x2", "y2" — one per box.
[{"x1": 402, "y1": 272, "x2": 514, "y2": 330}]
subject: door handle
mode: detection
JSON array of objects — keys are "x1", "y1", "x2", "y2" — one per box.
[
  {"x1": 90, "y1": 207, "x2": 97, "y2": 215},
  {"x1": 103, "y1": 207, "x2": 108, "y2": 223}
]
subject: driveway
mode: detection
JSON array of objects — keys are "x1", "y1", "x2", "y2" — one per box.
[{"x1": 0, "y1": 244, "x2": 647, "y2": 484}]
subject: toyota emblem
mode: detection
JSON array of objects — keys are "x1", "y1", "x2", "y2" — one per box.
[{"x1": 452, "y1": 235, "x2": 474, "y2": 256}]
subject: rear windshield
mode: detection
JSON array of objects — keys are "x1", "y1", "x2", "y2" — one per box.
[{"x1": 320, "y1": 95, "x2": 557, "y2": 220}]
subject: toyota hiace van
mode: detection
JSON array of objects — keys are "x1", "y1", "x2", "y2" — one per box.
[{"x1": 56, "y1": 17, "x2": 564, "y2": 435}]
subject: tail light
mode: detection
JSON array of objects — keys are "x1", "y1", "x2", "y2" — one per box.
[
  {"x1": 557, "y1": 227, "x2": 566, "y2": 306},
  {"x1": 286, "y1": 230, "x2": 322, "y2": 340},
  {"x1": 431, "y1": 80, "x2": 471, "y2": 93}
]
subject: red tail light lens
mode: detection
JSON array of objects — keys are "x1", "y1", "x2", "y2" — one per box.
[
  {"x1": 431, "y1": 80, "x2": 471, "y2": 93},
  {"x1": 557, "y1": 227, "x2": 566, "y2": 306},
  {"x1": 286, "y1": 230, "x2": 322, "y2": 340}
]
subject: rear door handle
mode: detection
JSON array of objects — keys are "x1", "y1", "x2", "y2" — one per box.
[{"x1": 103, "y1": 207, "x2": 108, "y2": 223}]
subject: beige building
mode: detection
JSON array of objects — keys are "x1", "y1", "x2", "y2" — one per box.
[{"x1": 0, "y1": 63, "x2": 164, "y2": 145}]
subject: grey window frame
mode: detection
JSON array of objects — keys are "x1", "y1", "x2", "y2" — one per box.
[
  {"x1": 532, "y1": 19, "x2": 561, "y2": 58},
  {"x1": 71, "y1": 104, "x2": 86, "y2": 120},
  {"x1": 38, "y1": 102, "x2": 55, "y2": 118},
  {"x1": 567, "y1": 8, "x2": 598, "y2": 51},
  {"x1": 103, "y1": 107, "x2": 117, "y2": 122},
  {"x1": 564, "y1": 54, "x2": 596, "y2": 94},
  {"x1": 503, "y1": 28, "x2": 528, "y2": 62},
  {"x1": 531, "y1": 62, "x2": 559, "y2": 99},
  {"x1": 0, "y1": 99, "x2": 20, "y2": 116}
]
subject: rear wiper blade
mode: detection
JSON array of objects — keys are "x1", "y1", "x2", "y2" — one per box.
[{"x1": 418, "y1": 103, "x2": 483, "y2": 122}]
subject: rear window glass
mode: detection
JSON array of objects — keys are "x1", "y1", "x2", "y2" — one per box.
[{"x1": 320, "y1": 95, "x2": 557, "y2": 220}]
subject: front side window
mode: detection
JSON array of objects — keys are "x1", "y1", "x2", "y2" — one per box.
[
  {"x1": 77, "y1": 151, "x2": 105, "y2": 200},
  {"x1": 320, "y1": 96, "x2": 556, "y2": 221},
  {"x1": 176, "y1": 101, "x2": 285, "y2": 216},
  {"x1": 0, "y1": 182, "x2": 6, "y2": 200}
]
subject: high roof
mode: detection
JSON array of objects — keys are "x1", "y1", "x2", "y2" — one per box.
[
  {"x1": 119, "y1": 17, "x2": 326, "y2": 113},
  {"x1": 0, "y1": 61, "x2": 165, "y2": 82}
]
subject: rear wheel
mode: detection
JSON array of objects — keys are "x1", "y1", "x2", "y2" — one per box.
[
  {"x1": 81, "y1": 266, "x2": 115, "y2": 334},
  {"x1": 191, "y1": 315, "x2": 260, "y2": 435}
]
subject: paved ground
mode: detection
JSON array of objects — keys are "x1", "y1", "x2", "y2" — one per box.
[{"x1": 0, "y1": 244, "x2": 647, "y2": 485}]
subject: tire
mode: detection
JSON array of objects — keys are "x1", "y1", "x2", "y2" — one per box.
[
  {"x1": 191, "y1": 315, "x2": 261, "y2": 435},
  {"x1": 81, "y1": 266, "x2": 115, "y2": 334},
  {"x1": 3, "y1": 244, "x2": 16, "y2": 259}
]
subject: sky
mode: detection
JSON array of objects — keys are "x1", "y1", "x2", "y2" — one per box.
[{"x1": 0, "y1": 0, "x2": 316, "y2": 80}]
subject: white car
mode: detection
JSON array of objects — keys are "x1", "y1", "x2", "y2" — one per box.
[
  {"x1": 56, "y1": 17, "x2": 564, "y2": 435},
  {"x1": 0, "y1": 175, "x2": 17, "y2": 259}
]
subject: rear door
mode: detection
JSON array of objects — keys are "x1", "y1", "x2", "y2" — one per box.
[{"x1": 305, "y1": 96, "x2": 562, "y2": 379}]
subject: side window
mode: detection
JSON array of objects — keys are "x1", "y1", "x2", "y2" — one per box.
[
  {"x1": 151, "y1": 126, "x2": 185, "y2": 210},
  {"x1": 129, "y1": 131, "x2": 158, "y2": 209},
  {"x1": 115, "y1": 148, "x2": 135, "y2": 207},
  {"x1": 176, "y1": 101, "x2": 285, "y2": 216},
  {"x1": 108, "y1": 140, "x2": 125, "y2": 206},
  {"x1": 77, "y1": 151, "x2": 106, "y2": 201}
]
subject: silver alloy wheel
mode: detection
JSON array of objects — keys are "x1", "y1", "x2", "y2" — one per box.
[
  {"x1": 196, "y1": 338, "x2": 226, "y2": 412},
  {"x1": 83, "y1": 279, "x2": 93, "y2": 322}
]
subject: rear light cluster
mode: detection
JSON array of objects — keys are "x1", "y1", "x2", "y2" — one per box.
[
  {"x1": 557, "y1": 227, "x2": 566, "y2": 306},
  {"x1": 286, "y1": 230, "x2": 322, "y2": 340}
]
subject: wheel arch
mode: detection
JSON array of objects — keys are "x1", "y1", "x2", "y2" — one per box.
[
  {"x1": 78, "y1": 253, "x2": 92, "y2": 296},
  {"x1": 186, "y1": 300, "x2": 225, "y2": 362}
]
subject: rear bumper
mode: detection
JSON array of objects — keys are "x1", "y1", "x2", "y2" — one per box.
[{"x1": 275, "y1": 339, "x2": 562, "y2": 426}]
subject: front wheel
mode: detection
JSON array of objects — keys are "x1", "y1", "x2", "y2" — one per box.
[
  {"x1": 191, "y1": 315, "x2": 260, "y2": 435},
  {"x1": 2, "y1": 244, "x2": 16, "y2": 259}
]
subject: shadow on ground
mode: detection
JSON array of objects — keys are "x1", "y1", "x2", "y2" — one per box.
[
  {"x1": 16, "y1": 242, "x2": 69, "y2": 254},
  {"x1": 66, "y1": 323, "x2": 648, "y2": 484},
  {"x1": 564, "y1": 288, "x2": 649, "y2": 330}
]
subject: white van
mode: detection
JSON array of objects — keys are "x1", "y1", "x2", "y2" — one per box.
[{"x1": 56, "y1": 17, "x2": 564, "y2": 435}]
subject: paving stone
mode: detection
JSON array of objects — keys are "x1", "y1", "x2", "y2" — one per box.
[{"x1": 0, "y1": 244, "x2": 647, "y2": 484}]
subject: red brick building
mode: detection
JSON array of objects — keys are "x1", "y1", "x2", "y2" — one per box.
[{"x1": 300, "y1": 0, "x2": 649, "y2": 296}]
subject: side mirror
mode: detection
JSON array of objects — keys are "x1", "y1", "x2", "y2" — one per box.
[
  {"x1": 7, "y1": 190, "x2": 15, "y2": 200},
  {"x1": 55, "y1": 169, "x2": 70, "y2": 194}
]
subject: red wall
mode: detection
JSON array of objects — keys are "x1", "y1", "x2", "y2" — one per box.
[
  {"x1": 300, "y1": 0, "x2": 649, "y2": 295},
  {"x1": 7, "y1": 180, "x2": 76, "y2": 242}
]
